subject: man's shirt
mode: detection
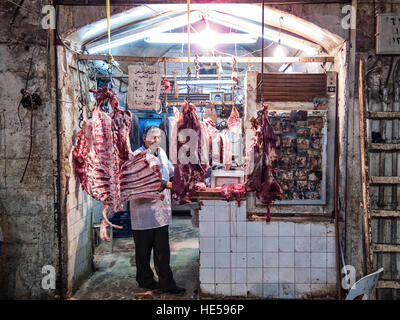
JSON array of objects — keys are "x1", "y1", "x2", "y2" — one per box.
[{"x1": 129, "y1": 146, "x2": 174, "y2": 230}]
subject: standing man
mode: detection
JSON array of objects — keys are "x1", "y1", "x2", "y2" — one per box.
[{"x1": 130, "y1": 125, "x2": 185, "y2": 295}]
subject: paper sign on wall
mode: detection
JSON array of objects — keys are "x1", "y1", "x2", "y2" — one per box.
[
  {"x1": 377, "y1": 13, "x2": 400, "y2": 54},
  {"x1": 128, "y1": 65, "x2": 162, "y2": 110}
]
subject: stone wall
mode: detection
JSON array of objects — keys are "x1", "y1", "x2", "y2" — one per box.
[{"x1": 0, "y1": 0, "x2": 58, "y2": 299}]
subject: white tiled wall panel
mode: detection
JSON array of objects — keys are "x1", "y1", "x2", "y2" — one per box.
[{"x1": 199, "y1": 200, "x2": 338, "y2": 299}]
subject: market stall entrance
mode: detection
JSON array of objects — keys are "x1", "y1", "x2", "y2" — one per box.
[{"x1": 56, "y1": 3, "x2": 347, "y2": 299}]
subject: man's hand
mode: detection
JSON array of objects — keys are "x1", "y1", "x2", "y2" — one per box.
[{"x1": 161, "y1": 180, "x2": 173, "y2": 191}]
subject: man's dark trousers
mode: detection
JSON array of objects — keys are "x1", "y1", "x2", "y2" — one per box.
[{"x1": 132, "y1": 225, "x2": 176, "y2": 290}]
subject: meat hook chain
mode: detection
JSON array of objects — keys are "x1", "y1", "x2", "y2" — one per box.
[
  {"x1": 194, "y1": 54, "x2": 200, "y2": 79},
  {"x1": 77, "y1": 60, "x2": 85, "y2": 128}
]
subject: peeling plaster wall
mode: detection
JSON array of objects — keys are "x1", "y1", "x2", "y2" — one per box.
[
  {"x1": 57, "y1": 46, "x2": 98, "y2": 297},
  {"x1": 0, "y1": 0, "x2": 58, "y2": 299}
]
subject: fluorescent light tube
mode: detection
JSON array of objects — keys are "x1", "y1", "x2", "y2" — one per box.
[{"x1": 144, "y1": 32, "x2": 258, "y2": 45}]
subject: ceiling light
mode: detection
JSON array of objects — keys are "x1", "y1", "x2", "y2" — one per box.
[
  {"x1": 87, "y1": 12, "x2": 203, "y2": 54},
  {"x1": 144, "y1": 32, "x2": 258, "y2": 45}
]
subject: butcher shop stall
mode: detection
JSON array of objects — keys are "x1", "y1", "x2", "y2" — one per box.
[
  {"x1": 55, "y1": 2, "x2": 349, "y2": 300},
  {"x1": 2, "y1": 1, "x2": 363, "y2": 300}
]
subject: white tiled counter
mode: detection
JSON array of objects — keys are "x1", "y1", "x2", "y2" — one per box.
[{"x1": 199, "y1": 200, "x2": 337, "y2": 299}]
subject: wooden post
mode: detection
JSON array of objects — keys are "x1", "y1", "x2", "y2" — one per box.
[{"x1": 359, "y1": 59, "x2": 372, "y2": 274}]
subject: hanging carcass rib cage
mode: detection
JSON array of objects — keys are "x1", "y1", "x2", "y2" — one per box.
[{"x1": 72, "y1": 87, "x2": 163, "y2": 223}]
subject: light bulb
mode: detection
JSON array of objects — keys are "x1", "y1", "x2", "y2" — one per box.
[
  {"x1": 274, "y1": 40, "x2": 285, "y2": 58},
  {"x1": 199, "y1": 28, "x2": 217, "y2": 49}
]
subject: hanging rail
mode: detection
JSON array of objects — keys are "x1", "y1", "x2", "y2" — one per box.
[{"x1": 76, "y1": 54, "x2": 334, "y2": 63}]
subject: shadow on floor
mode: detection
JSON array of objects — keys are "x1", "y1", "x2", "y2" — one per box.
[{"x1": 71, "y1": 216, "x2": 199, "y2": 300}]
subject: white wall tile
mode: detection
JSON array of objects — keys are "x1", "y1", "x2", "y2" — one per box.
[
  {"x1": 235, "y1": 237, "x2": 247, "y2": 252},
  {"x1": 279, "y1": 252, "x2": 294, "y2": 267},
  {"x1": 215, "y1": 221, "x2": 230, "y2": 237},
  {"x1": 295, "y1": 252, "x2": 311, "y2": 268},
  {"x1": 295, "y1": 223, "x2": 311, "y2": 237},
  {"x1": 279, "y1": 237, "x2": 294, "y2": 252},
  {"x1": 295, "y1": 284, "x2": 311, "y2": 299},
  {"x1": 311, "y1": 236, "x2": 326, "y2": 252},
  {"x1": 263, "y1": 237, "x2": 279, "y2": 252},
  {"x1": 200, "y1": 283, "x2": 215, "y2": 295},
  {"x1": 216, "y1": 283, "x2": 231, "y2": 296},
  {"x1": 199, "y1": 221, "x2": 214, "y2": 237},
  {"x1": 200, "y1": 237, "x2": 214, "y2": 253},
  {"x1": 232, "y1": 252, "x2": 246, "y2": 268},
  {"x1": 248, "y1": 283, "x2": 263, "y2": 297},
  {"x1": 247, "y1": 268, "x2": 263, "y2": 283},
  {"x1": 202, "y1": 201, "x2": 215, "y2": 207},
  {"x1": 199, "y1": 206, "x2": 215, "y2": 221},
  {"x1": 327, "y1": 252, "x2": 336, "y2": 268},
  {"x1": 232, "y1": 268, "x2": 247, "y2": 283},
  {"x1": 311, "y1": 268, "x2": 326, "y2": 284},
  {"x1": 326, "y1": 268, "x2": 337, "y2": 284},
  {"x1": 200, "y1": 268, "x2": 214, "y2": 283},
  {"x1": 247, "y1": 237, "x2": 263, "y2": 252},
  {"x1": 326, "y1": 223, "x2": 335, "y2": 236},
  {"x1": 295, "y1": 268, "x2": 311, "y2": 284},
  {"x1": 216, "y1": 252, "x2": 230, "y2": 268},
  {"x1": 295, "y1": 237, "x2": 311, "y2": 252},
  {"x1": 232, "y1": 284, "x2": 247, "y2": 297},
  {"x1": 215, "y1": 200, "x2": 228, "y2": 206},
  {"x1": 247, "y1": 222, "x2": 263, "y2": 237},
  {"x1": 263, "y1": 222, "x2": 279, "y2": 237},
  {"x1": 236, "y1": 205, "x2": 247, "y2": 221},
  {"x1": 263, "y1": 284, "x2": 279, "y2": 298},
  {"x1": 311, "y1": 224, "x2": 326, "y2": 236},
  {"x1": 263, "y1": 268, "x2": 279, "y2": 283},
  {"x1": 263, "y1": 252, "x2": 279, "y2": 268},
  {"x1": 327, "y1": 237, "x2": 336, "y2": 253},
  {"x1": 216, "y1": 268, "x2": 231, "y2": 284},
  {"x1": 311, "y1": 284, "x2": 327, "y2": 294},
  {"x1": 236, "y1": 222, "x2": 247, "y2": 236},
  {"x1": 215, "y1": 237, "x2": 230, "y2": 253},
  {"x1": 279, "y1": 283, "x2": 295, "y2": 299},
  {"x1": 279, "y1": 268, "x2": 295, "y2": 283},
  {"x1": 214, "y1": 206, "x2": 229, "y2": 221},
  {"x1": 247, "y1": 252, "x2": 262, "y2": 267},
  {"x1": 311, "y1": 252, "x2": 326, "y2": 268},
  {"x1": 279, "y1": 222, "x2": 294, "y2": 236},
  {"x1": 200, "y1": 252, "x2": 215, "y2": 268}
]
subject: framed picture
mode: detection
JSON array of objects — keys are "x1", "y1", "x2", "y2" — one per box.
[
  {"x1": 210, "y1": 91, "x2": 224, "y2": 102},
  {"x1": 224, "y1": 93, "x2": 233, "y2": 102}
]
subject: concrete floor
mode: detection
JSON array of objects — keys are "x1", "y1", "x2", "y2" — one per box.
[{"x1": 71, "y1": 215, "x2": 200, "y2": 300}]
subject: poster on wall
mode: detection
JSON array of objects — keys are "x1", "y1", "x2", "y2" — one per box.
[
  {"x1": 128, "y1": 65, "x2": 162, "y2": 110},
  {"x1": 255, "y1": 110, "x2": 327, "y2": 205}
]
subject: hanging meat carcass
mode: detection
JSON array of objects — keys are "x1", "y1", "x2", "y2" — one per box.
[
  {"x1": 244, "y1": 104, "x2": 283, "y2": 222},
  {"x1": 172, "y1": 100, "x2": 207, "y2": 204},
  {"x1": 72, "y1": 88, "x2": 162, "y2": 240}
]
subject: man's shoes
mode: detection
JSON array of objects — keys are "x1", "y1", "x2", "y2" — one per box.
[
  {"x1": 138, "y1": 282, "x2": 158, "y2": 290},
  {"x1": 160, "y1": 286, "x2": 186, "y2": 295}
]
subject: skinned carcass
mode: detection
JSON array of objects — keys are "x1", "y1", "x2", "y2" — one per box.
[
  {"x1": 172, "y1": 100, "x2": 207, "y2": 204},
  {"x1": 72, "y1": 88, "x2": 162, "y2": 240},
  {"x1": 244, "y1": 104, "x2": 283, "y2": 222}
]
